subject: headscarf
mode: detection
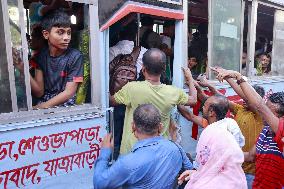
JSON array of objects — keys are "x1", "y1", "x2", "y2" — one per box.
[{"x1": 185, "y1": 118, "x2": 247, "y2": 189}]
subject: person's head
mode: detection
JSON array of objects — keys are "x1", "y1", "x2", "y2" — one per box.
[
  {"x1": 142, "y1": 48, "x2": 166, "y2": 76},
  {"x1": 203, "y1": 95, "x2": 229, "y2": 122},
  {"x1": 132, "y1": 104, "x2": 163, "y2": 137},
  {"x1": 188, "y1": 56, "x2": 198, "y2": 69},
  {"x1": 259, "y1": 53, "x2": 270, "y2": 71},
  {"x1": 163, "y1": 20, "x2": 175, "y2": 37},
  {"x1": 30, "y1": 25, "x2": 47, "y2": 50},
  {"x1": 197, "y1": 23, "x2": 208, "y2": 35},
  {"x1": 41, "y1": 9, "x2": 71, "y2": 50},
  {"x1": 244, "y1": 85, "x2": 265, "y2": 109},
  {"x1": 141, "y1": 16, "x2": 154, "y2": 27},
  {"x1": 119, "y1": 21, "x2": 138, "y2": 42},
  {"x1": 266, "y1": 92, "x2": 284, "y2": 118}
]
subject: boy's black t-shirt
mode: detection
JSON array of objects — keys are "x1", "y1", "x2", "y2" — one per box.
[{"x1": 35, "y1": 48, "x2": 83, "y2": 105}]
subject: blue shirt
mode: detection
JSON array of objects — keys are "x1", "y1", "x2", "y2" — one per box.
[{"x1": 93, "y1": 136, "x2": 193, "y2": 189}]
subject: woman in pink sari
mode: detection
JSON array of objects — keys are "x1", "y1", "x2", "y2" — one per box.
[{"x1": 180, "y1": 118, "x2": 247, "y2": 189}]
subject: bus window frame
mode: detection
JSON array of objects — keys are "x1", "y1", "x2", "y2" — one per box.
[
  {"x1": 246, "y1": 0, "x2": 284, "y2": 78},
  {"x1": 0, "y1": 0, "x2": 103, "y2": 123}
]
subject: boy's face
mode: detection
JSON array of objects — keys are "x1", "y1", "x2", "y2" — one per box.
[
  {"x1": 188, "y1": 57, "x2": 197, "y2": 69},
  {"x1": 43, "y1": 27, "x2": 71, "y2": 50}
]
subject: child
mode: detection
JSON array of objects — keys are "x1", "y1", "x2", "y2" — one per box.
[{"x1": 33, "y1": 9, "x2": 83, "y2": 109}]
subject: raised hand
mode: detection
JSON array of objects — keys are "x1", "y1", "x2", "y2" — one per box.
[
  {"x1": 101, "y1": 133, "x2": 114, "y2": 149},
  {"x1": 182, "y1": 67, "x2": 193, "y2": 82}
]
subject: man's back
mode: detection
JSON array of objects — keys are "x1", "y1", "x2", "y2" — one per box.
[
  {"x1": 114, "y1": 81, "x2": 189, "y2": 154},
  {"x1": 94, "y1": 137, "x2": 192, "y2": 189}
]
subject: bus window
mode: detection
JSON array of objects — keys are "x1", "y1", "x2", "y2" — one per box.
[
  {"x1": 271, "y1": 10, "x2": 284, "y2": 76},
  {"x1": 209, "y1": 0, "x2": 243, "y2": 79},
  {"x1": 0, "y1": 0, "x2": 94, "y2": 114},
  {"x1": 8, "y1": 0, "x2": 28, "y2": 111},
  {"x1": 24, "y1": 1, "x2": 92, "y2": 108}
]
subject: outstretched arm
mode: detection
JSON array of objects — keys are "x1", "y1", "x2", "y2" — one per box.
[
  {"x1": 178, "y1": 105, "x2": 205, "y2": 127},
  {"x1": 213, "y1": 68, "x2": 279, "y2": 134},
  {"x1": 183, "y1": 68, "x2": 197, "y2": 106}
]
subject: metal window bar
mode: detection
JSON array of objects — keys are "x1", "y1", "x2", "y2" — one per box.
[
  {"x1": 18, "y1": 0, "x2": 33, "y2": 110},
  {"x1": 239, "y1": 0, "x2": 245, "y2": 74},
  {"x1": 247, "y1": 0, "x2": 258, "y2": 77},
  {"x1": 1, "y1": 0, "x2": 18, "y2": 112}
]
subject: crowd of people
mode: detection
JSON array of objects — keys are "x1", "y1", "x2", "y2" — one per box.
[
  {"x1": 10, "y1": 3, "x2": 283, "y2": 188},
  {"x1": 92, "y1": 20, "x2": 284, "y2": 189}
]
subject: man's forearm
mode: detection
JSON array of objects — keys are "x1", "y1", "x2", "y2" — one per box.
[
  {"x1": 226, "y1": 78, "x2": 246, "y2": 101},
  {"x1": 185, "y1": 80, "x2": 197, "y2": 106}
]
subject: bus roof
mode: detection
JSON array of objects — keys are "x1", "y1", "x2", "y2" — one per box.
[{"x1": 99, "y1": 0, "x2": 183, "y2": 30}]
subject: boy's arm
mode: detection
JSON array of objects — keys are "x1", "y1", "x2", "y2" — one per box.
[
  {"x1": 183, "y1": 68, "x2": 197, "y2": 106},
  {"x1": 30, "y1": 69, "x2": 44, "y2": 98},
  {"x1": 34, "y1": 82, "x2": 78, "y2": 109},
  {"x1": 177, "y1": 105, "x2": 204, "y2": 127}
]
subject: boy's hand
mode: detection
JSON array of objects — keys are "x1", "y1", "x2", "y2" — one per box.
[
  {"x1": 12, "y1": 48, "x2": 24, "y2": 73},
  {"x1": 101, "y1": 134, "x2": 114, "y2": 149},
  {"x1": 182, "y1": 67, "x2": 193, "y2": 82}
]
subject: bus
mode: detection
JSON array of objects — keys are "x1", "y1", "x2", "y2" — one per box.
[{"x1": 0, "y1": 0, "x2": 187, "y2": 188}]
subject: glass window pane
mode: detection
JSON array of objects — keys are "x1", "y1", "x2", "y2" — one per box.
[
  {"x1": 8, "y1": 0, "x2": 28, "y2": 111},
  {"x1": 0, "y1": 2, "x2": 13, "y2": 113},
  {"x1": 272, "y1": 10, "x2": 284, "y2": 76},
  {"x1": 210, "y1": 0, "x2": 242, "y2": 77}
]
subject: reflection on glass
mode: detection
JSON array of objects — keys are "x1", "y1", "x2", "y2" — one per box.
[
  {"x1": 8, "y1": 0, "x2": 28, "y2": 111},
  {"x1": 210, "y1": 0, "x2": 242, "y2": 78},
  {"x1": 0, "y1": 2, "x2": 13, "y2": 113},
  {"x1": 272, "y1": 10, "x2": 284, "y2": 75}
]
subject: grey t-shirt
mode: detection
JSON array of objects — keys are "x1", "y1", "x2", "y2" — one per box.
[{"x1": 35, "y1": 48, "x2": 83, "y2": 105}]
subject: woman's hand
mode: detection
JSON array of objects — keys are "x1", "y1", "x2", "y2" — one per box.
[{"x1": 177, "y1": 170, "x2": 196, "y2": 185}]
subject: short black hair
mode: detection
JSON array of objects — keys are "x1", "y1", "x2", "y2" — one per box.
[
  {"x1": 209, "y1": 95, "x2": 229, "y2": 121},
  {"x1": 141, "y1": 16, "x2": 154, "y2": 26},
  {"x1": 41, "y1": 9, "x2": 71, "y2": 31},
  {"x1": 269, "y1": 92, "x2": 284, "y2": 117},
  {"x1": 142, "y1": 48, "x2": 166, "y2": 76},
  {"x1": 133, "y1": 104, "x2": 161, "y2": 135},
  {"x1": 253, "y1": 85, "x2": 265, "y2": 98},
  {"x1": 119, "y1": 21, "x2": 138, "y2": 41}
]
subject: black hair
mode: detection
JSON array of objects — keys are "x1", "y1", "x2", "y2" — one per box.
[
  {"x1": 133, "y1": 104, "x2": 161, "y2": 135},
  {"x1": 269, "y1": 92, "x2": 284, "y2": 117},
  {"x1": 141, "y1": 16, "x2": 154, "y2": 26},
  {"x1": 209, "y1": 95, "x2": 229, "y2": 121},
  {"x1": 31, "y1": 25, "x2": 43, "y2": 38},
  {"x1": 142, "y1": 48, "x2": 166, "y2": 76},
  {"x1": 119, "y1": 21, "x2": 138, "y2": 41},
  {"x1": 41, "y1": 9, "x2": 71, "y2": 31},
  {"x1": 253, "y1": 85, "x2": 265, "y2": 98}
]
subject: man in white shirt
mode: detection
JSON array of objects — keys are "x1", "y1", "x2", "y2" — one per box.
[{"x1": 109, "y1": 22, "x2": 147, "y2": 75}]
